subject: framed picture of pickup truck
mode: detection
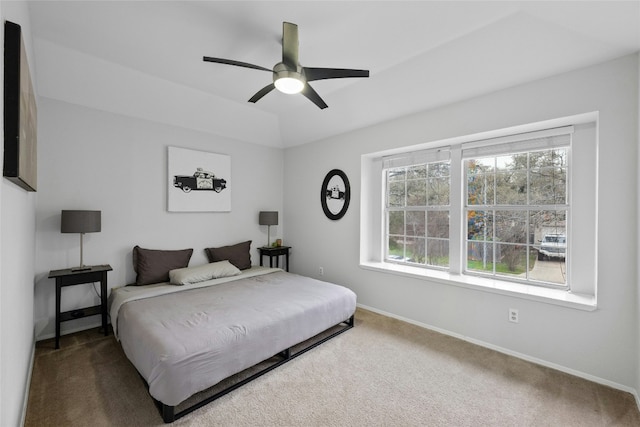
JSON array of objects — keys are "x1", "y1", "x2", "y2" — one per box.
[{"x1": 168, "y1": 146, "x2": 231, "y2": 212}]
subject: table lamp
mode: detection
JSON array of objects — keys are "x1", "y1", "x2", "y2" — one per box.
[
  {"x1": 259, "y1": 211, "x2": 278, "y2": 247},
  {"x1": 61, "y1": 210, "x2": 101, "y2": 271}
]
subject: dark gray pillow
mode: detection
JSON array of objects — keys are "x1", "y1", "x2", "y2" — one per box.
[
  {"x1": 133, "y1": 245, "x2": 194, "y2": 285},
  {"x1": 205, "y1": 240, "x2": 252, "y2": 270}
]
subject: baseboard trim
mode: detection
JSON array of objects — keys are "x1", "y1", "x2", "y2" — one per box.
[
  {"x1": 20, "y1": 333, "x2": 36, "y2": 427},
  {"x1": 356, "y1": 303, "x2": 640, "y2": 411},
  {"x1": 36, "y1": 320, "x2": 104, "y2": 342}
]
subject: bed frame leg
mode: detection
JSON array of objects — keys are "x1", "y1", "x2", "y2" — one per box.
[
  {"x1": 162, "y1": 404, "x2": 175, "y2": 423},
  {"x1": 280, "y1": 348, "x2": 291, "y2": 359}
]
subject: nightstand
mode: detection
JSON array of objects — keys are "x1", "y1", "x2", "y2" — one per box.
[
  {"x1": 258, "y1": 246, "x2": 291, "y2": 272},
  {"x1": 48, "y1": 264, "x2": 112, "y2": 349}
]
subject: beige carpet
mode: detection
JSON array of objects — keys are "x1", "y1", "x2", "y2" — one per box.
[{"x1": 26, "y1": 308, "x2": 640, "y2": 426}]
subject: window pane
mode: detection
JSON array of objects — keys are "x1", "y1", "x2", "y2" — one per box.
[
  {"x1": 529, "y1": 210, "x2": 566, "y2": 285},
  {"x1": 495, "y1": 244, "x2": 528, "y2": 276},
  {"x1": 530, "y1": 148, "x2": 567, "y2": 205},
  {"x1": 495, "y1": 210, "x2": 527, "y2": 243},
  {"x1": 428, "y1": 177, "x2": 450, "y2": 205},
  {"x1": 406, "y1": 179, "x2": 426, "y2": 206},
  {"x1": 406, "y1": 211, "x2": 425, "y2": 236},
  {"x1": 467, "y1": 241, "x2": 494, "y2": 273},
  {"x1": 388, "y1": 181, "x2": 405, "y2": 207},
  {"x1": 388, "y1": 211, "x2": 405, "y2": 235},
  {"x1": 406, "y1": 237, "x2": 424, "y2": 263},
  {"x1": 550, "y1": 176, "x2": 567, "y2": 205},
  {"x1": 530, "y1": 167, "x2": 567, "y2": 205},
  {"x1": 427, "y1": 211, "x2": 449, "y2": 238},
  {"x1": 407, "y1": 165, "x2": 426, "y2": 179},
  {"x1": 427, "y1": 239, "x2": 449, "y2": 267},
  {"x1": 467, "y1": 172, "x2": 494, "y2": 205},
  {"x1": 388, "y1": 236, "x2": 405, "y2": 259},
  {"x1": 467, "y1": 210, "x2": 493, "y2": 241},
  {"x1": 530, "y1": 169, "x2": 557, "y2": 204},
  {"x1": 529, "y1": 210, "x2": 566, "y2": 237},
  {"x1": 428, "y1": 161, "x2": 450, "y2": 178},
  {"x1": 495, "y1": 170, "x2": 527, "y2": 205},
  {"x1": 530, "y1": 253, "x2": 567, "y2": 285},
  {"x1": 388, "y1": 168, "x2": 405, "y2": 181}
]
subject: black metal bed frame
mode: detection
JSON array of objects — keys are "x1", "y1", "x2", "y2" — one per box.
[{"x1": 146, "y1": 315, "x2": 355, "y2": 423}]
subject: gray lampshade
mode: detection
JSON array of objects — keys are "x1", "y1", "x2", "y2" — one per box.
[
  {"x1": 259, "y1": 211, "x2": 278, "y2": 226},
  {"x1": 61, "y1": 210, "x2": 101, "y2": 234}
]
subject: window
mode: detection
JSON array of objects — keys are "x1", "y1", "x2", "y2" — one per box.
[
  {"x1": 363, "y1": 115, "x2": 598, "y2": 308},
  {"x1": 464, "y1": 144, "x2": 568, "y2": 287},
  {"x1": 385, "y1": 158, "x2": 450, "y2": 268}
]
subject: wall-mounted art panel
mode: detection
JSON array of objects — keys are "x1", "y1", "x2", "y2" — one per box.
[{"x1": 3, "y1": 21, "x2": 37, "y2": 192}]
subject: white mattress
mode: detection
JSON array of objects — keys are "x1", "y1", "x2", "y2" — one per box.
[{"x1": 109, "y1": 267, "x2": 356, "y2": 406}]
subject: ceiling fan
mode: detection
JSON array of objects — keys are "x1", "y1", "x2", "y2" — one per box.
[{"x1": 203, "y1": 22, "x2": 369, "y2": 109}]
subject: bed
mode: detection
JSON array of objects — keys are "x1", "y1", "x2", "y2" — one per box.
[{"x1": 109, "y1": 243, "x2": 357, "y2": 423}]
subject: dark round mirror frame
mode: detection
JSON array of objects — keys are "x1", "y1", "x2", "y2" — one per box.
[{"x1": 320, "y1": 169, "x2": 351, "y2": 220}]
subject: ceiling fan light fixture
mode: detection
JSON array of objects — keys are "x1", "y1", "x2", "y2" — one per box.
[
  {"x1": 273, "y1": 63, "x2": 305, "y2": 94},
  {"x1": 274, "y1": 74, "x2": 305, "y2": 94},
  {"x1": 203, "y1": 22, "x2": 369, "y2": 108}
]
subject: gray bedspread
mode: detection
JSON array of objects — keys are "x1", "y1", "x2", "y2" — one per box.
[{"x1": 111, "y1": 268, "x2": 356, "y2": 406}]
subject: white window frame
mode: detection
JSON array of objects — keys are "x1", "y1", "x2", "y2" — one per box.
[
  {"x1": 383, "y1": 148, "x2": 451, "y2": 269},
  {"x1": 461, "y1": 127, "x2": 571, "y2": 288},
  {"x1": 360, "y1": 113, "x2": 598, "y2": 311}
]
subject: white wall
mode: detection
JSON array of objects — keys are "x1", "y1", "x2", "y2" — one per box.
[
  {"x1": 0, "y1": 3, "x2": 38, "y2": 426},
  {"x1": 284, "y1": 54, "x2": 639, "y2": 391},
  {"x1": 637, "y1": 52, "x2": 640, "y2": 405},
  {"x1": 34, "y1": 98, "x2": 284, "y2": 339}
]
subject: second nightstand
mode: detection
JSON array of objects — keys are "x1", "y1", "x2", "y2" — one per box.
[{"x1": 258, "y1": 246, "x2": 291, "y2": 272}]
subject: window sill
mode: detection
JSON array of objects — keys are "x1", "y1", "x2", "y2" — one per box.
[{"x1": 359, "y1": 261, "x2": 596, "y2": 311}]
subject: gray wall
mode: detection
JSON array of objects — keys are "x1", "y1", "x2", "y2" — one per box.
[
  {"x1": 284, "y1": 54, "x2": 639, "y2": 393},
  {"x1": 0, "y1": 2, "x2": 38, "y2": 426},
  {"x1": 33, "y1": 98, "x2": 284, "y2": 339}
]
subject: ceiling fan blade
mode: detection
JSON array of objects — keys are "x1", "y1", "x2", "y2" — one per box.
[
  {"x1": 304, "y1": 67, "x2": 370, "y2": 82},
  {"x1": 282, "y1": 22, "x2": 299, "y2": 69},
  {"x1": 203, "y1": 56, "x2": 272, "y2": 72},
  {"x1": 301, "y1": 83, "x2": 328, "y2": 109},
  {"x1": 248, "y1": 83, "x2": 276, "y2": 103}
]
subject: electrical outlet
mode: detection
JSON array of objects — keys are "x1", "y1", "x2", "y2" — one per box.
[
  {"x1": 509, "y1": 308, "x2": 519, "y2": 323},
  {"x1": 319, "y1": 267, "x2": 324, "y2": 276}
]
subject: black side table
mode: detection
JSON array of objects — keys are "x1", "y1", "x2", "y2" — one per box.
[
  {"x1": 48, "y1": 264, "x2": 112, "y2": 349},
  {"x1": 258, "y1": 246, "x2": 291, "y2": 272}
]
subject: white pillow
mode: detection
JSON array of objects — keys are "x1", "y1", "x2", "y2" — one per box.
[{"x1": 169, "y1": 260, "x2": 241, "y2": 285}]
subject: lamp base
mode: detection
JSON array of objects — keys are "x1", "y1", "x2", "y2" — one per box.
[{"x1": 73, "y1": 233, "x2": 91, "y2": 272}]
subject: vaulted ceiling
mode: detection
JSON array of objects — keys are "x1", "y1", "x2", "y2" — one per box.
[{"x1": 27, "y1": 1, "x2": 640, "y2": 148}]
